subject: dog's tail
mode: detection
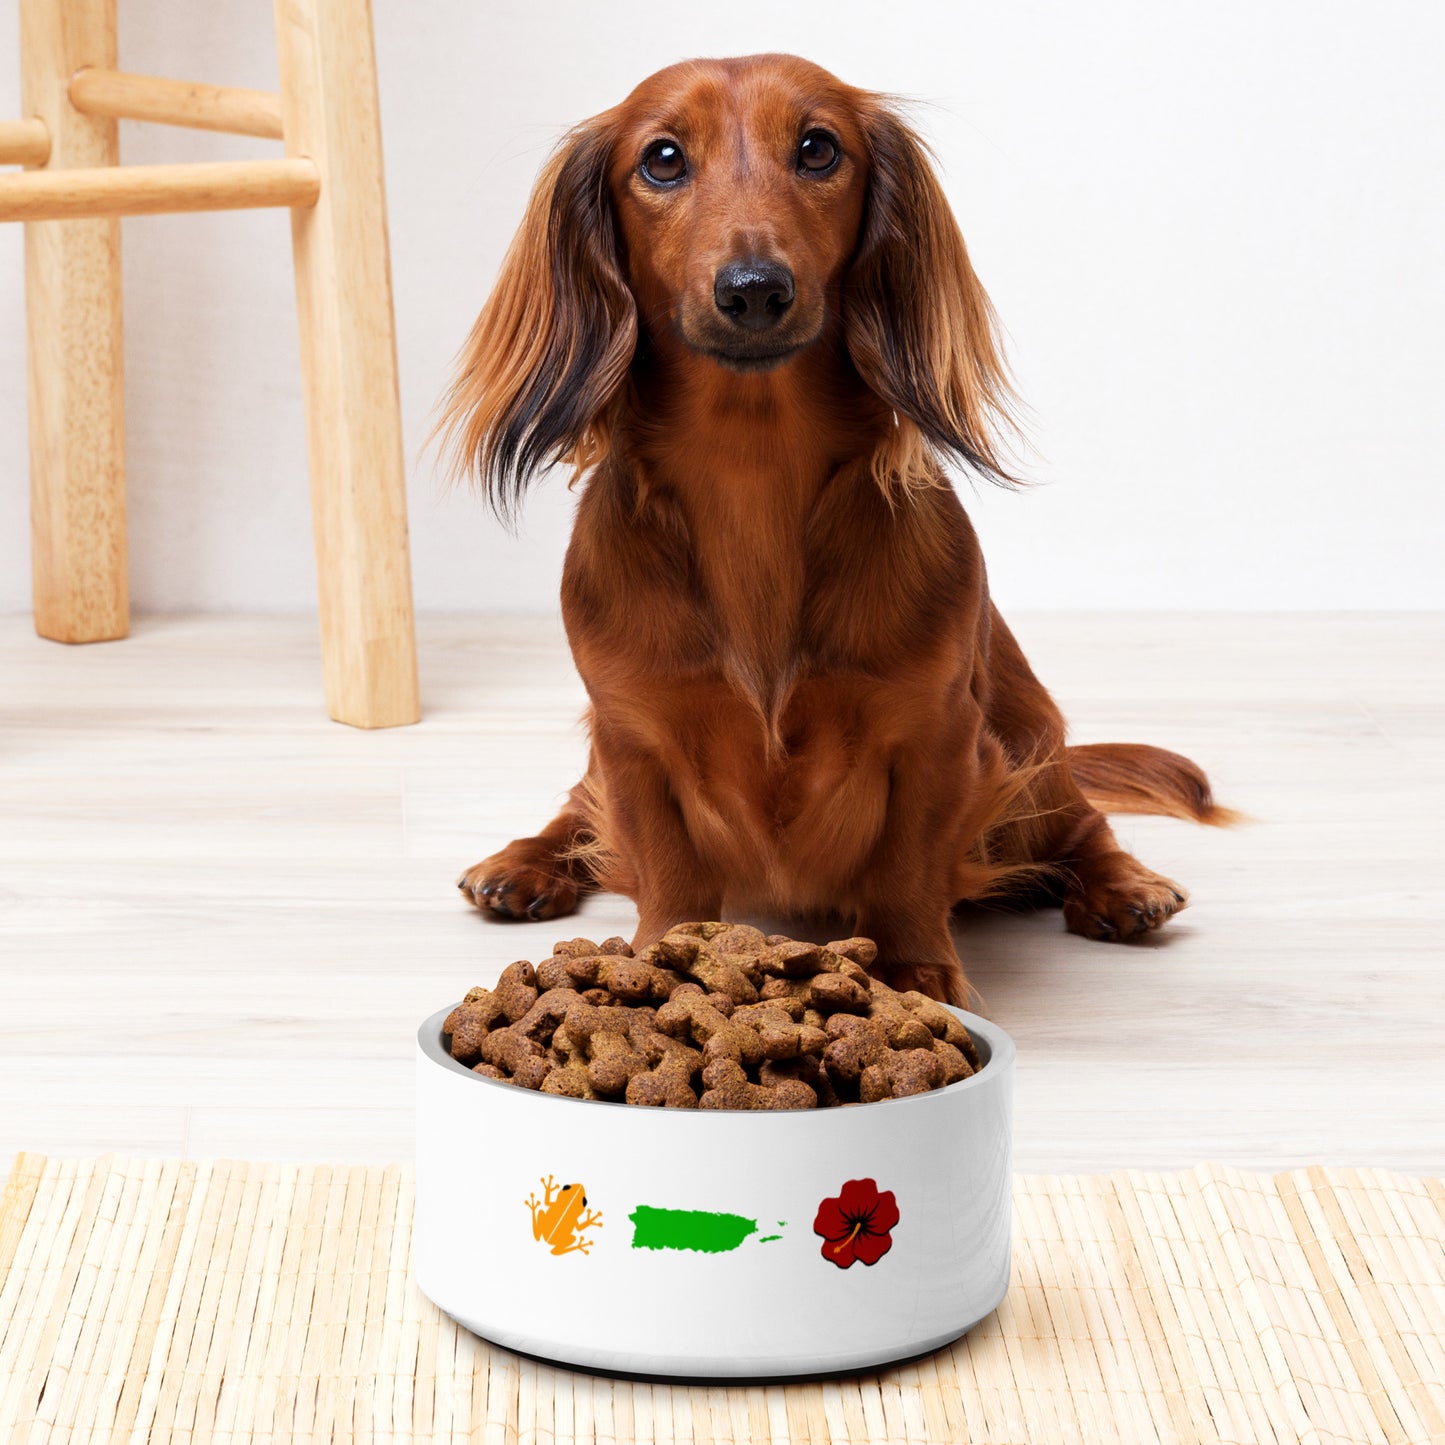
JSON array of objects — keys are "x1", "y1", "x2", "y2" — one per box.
[{"x1": 1065, "y1": 743, "x2": 1241, "y2": 826}]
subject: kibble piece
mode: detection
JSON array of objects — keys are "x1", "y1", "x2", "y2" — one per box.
[
  {"x1": 808, "y1": 973, "x2": 870, "y2": 1014},
  {"x1": 551, "y1": 937, "x2": 601, "y2": 958},
  {"x1": 444, "y1": 994, "x2": 505, "y2": 1062},
  {"x1": 737, "y1": 993, "x2": 804, "y2": 1022},
  {"x1": 540, "y1": 1059, "x2": 598, "y2": 1099},
  {"x1": 898, "y1": 1046, "x2": 947, "y2": 1094},
  {"x1": 730, "y1": 1002, "x2": 828, "y2": 1061},
  {"x1": 709, "y1": 923, "x2": 768, "y2": 955},
  {"x1": 699, "y1": 1058, "x2": 817, "y2": 1110},
  {"x1": 479, "y1": 1026, "x2": 553, "y2": 1090},
  {"x1": 564, "y1": 1000, "x2": 650, "y2": 1097},
  {"x1": 822, "y1": 1015, "x2": 890, "y2": 1084},
  {"x1": 900, "y1": 991, "x2": 981, "y2": 1067},
  {"x1": 565, "y1": 953, "x2": 675, "y2": 1003},
  {"x1": 866, "y1": 979, "x2": 940, "y2": 1050},
  {"x1": 663, "y1": 921, "x2": 733, "y2": 942},
  {"x1": 513, "y1": 988, "x2": 580, "y2": 1045},
  {"x1": 657, "y1": 993, "x2": 766, "y2": 1069},
  {"x1": 759, "y1": 975, "x2": 810, "y2": 1003},
  {"x1": 757, "y1": 940, "x2": 836, "y2": 977},
  {"x1": 626, "y1": 1048, "x2": 701, "y2": 1107},
  {"x1": 647, "y1": 936, "x2": 759, "y2": 1004},
  {"x1": 598, "y1": 936, "x2": 634, "y2": 955},
  {"x1": 760, "y1": 1054, "x2": 838, "y2": 1107},
  {"x1": 535, "y1": 954, "x2": 580, "y2": 992},
  {"x1": 825, "y1": 937, "x2": 879, "y2": 968},
  {"x1": 494, "y1": 960, "x2": 540, "y2": 1022},
  {"x1": 933, "y1": 1038, "x2": 975, "y2": 1085}
]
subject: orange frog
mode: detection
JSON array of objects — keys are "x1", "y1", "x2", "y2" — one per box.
[{"x1": 526, "y1": 1175, "x2": 604, "y2": 1256}]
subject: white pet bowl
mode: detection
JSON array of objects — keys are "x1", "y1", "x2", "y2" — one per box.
[{"x1": 414, "y1": 1003, "x2": 1014, "y2": 1379}]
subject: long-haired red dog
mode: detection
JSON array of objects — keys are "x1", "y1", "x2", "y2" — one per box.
[{"x1": 443, "y1": 54, "x2": 1231, "y2": 1005}]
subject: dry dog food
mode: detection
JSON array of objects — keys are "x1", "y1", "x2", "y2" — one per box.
[{"x1": 442, "y1": 923, "x2": 981, "y2": 1110}]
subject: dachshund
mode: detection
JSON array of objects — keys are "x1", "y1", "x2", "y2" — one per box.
[{"x1": 441, "y1": 53, "x2": 1233, "y2": 1005}]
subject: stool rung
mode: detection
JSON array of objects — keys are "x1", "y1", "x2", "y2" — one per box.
[
  {"x1": 0, "y1": 118, "x2": 50, "y2": 167},
  {"x1": 69, "y1": 68, "x2": 284, "y2": 141},
  {"x1": 0, "y1": 158, "x2": 320, "y2": 222}
]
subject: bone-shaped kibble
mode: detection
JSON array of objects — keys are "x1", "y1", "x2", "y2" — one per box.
[
  {"x1": 821, "y1": 1014, "x2": 890, "y2": 1082},
  {"x1": 667, "y1": 982, "x2": 736, "y2": 1016},
  {"x1": 655, "y1": 993, "x2": 765, "y2": 1068},
  {"x1": 540, "y1": 1059, "x2": 597, "y2": 1099},
  {"x1": 444, "y1": 993, "x2": 505, "y2": 1062},
  {"x1": 552, "y1": 937, "x2": 601, "y2": 958},
  {"x1": 932, "y1": 1038, "x2": 975, "y2": 1085},
  {"x1": 625, "y1": 1047, "x2": 701, "y2": 1107},
  {"x1": 646, "y1": 935, "x2": 759, "y2": 1003},
  {"x1": 756, "y1": 940, "x2": 839, "y2": 977},
  {"x1": 514, "y1": 988, "x2": 582, "y2": 1045},
  {"x1": 708, "y1": 923, "x2": 768, "y2": 954},
  {"x1": 729, "y1": 1001, "x2": 828, "y2": 1060},
  {"x1": 864, "y1": 979, "x2": 938, "y2": 1050},
  {"x1": 760, "y1": 1053, "x2": 838, "y2": 1106},
  {"x1": 494, "y1": 960, "x2": 540, "y2": 1022},
  {"x1": 661, "y1": 921, "x2": 733, "y2": 942},
  {"x1": 860, "y1": 1047, "x2": 945, "y2": 1101},
  {"x1": 758, "y1": 975, "x2": 810, "y2": 1004},
  {"x1": 534, "y1": 954, "x2": 581, "y2": 992},
  {"x1": 564, "y1": 953, "x2": 677, "y2": 1003},
  {"x1": 564, "y1": 1000, "x2": 650, "y2": 1097},
  {"x1": 738, "y1": 993, "x2": 804, "y2": 1021},
  {"x1": 898, "y1": 991, "x2": 981, "y2": 1067},
  {"x1": 699, "y1": 1058, "x2": 817, "y2": 1110},
  {"x1": 825, "y1": 937, "x2": 879, "y2": 969},
  {"x1": 807, "y1": 973, "x2": 870, "y2": 1014},
  {"x1": 478, "y1": 1025, "x2": 553, "y2": 1090}
]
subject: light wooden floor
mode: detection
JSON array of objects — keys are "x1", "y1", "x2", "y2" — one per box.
[{"x1": 2, "y1": 613, "x2": 1441, "y2": 1172}]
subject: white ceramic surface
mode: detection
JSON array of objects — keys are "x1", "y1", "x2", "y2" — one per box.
[{"x1": 414, "y1": 1004, "x2": 1014, "y2": 1379}]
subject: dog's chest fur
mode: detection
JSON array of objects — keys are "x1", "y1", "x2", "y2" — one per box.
[{"x1": 564, "y1": 450, "x2": 986, "y2": 904}]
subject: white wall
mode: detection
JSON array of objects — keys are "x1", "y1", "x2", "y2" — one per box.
[{"x1": 2, "y1": 0, "x2": 1441, "y2": 613}]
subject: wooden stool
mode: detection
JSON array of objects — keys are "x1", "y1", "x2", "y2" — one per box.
[{"x1": 0, "y1": 0, "x2": 420, "y2": 729}]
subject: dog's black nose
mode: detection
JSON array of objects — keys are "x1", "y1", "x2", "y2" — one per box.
[{"x1": 713, "y1": 259, "x2": 794, "y2": 330}]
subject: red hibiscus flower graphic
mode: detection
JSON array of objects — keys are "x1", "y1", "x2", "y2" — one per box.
[{"x1": 813, "y1": 1179, "x2": 899, "y2": 1268}]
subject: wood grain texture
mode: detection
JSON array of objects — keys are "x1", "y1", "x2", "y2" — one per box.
[
  {"x1": 0, "y1": 613, "x2": 1441, "y2": 1170},
  {"x1": 20, "y1": 0, "x2": 126, "y2": 644},
  {"x1": 273, "y1": 0, "x2": 419, "y2": 730},
  {"x1": 67, "y1": 67, "x2": 284, "y2": 140},
  {"x1": 0, "y1": 157, "x2": 319, "y2": 221},
  {"x1": 0, "y1": 117, "x2": 49, "y2": 166}
]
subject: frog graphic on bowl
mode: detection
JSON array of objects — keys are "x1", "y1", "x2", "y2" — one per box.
[{"x1": 526, "y1": 1175, "x2": 604, "y2": 1256}]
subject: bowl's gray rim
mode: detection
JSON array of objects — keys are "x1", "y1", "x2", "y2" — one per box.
[{"x1": 417, "y1": 998, "x2": 1015, "y2": 1116}]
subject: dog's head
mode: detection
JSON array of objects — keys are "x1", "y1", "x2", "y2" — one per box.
[{"x1": 440, "y1": 54, "x2": 1015, "y2": 520}]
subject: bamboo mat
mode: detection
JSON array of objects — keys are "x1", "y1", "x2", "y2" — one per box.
[{"x1": 2, "y1": 1157, "x2": 1444, "y2": 1444}]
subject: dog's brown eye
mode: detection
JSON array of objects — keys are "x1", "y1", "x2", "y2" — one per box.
[
  {"x1": 798, "y1": 131, "x2": 839, "y2": 174},
  {"x1": 641, "y1": 140, "x2": 686, "y2": 184}
]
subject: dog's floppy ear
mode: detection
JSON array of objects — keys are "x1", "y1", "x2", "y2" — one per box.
[
  {"x1": 438, "y1": 117, "x2": 637, "y2": 523},
  {"x1": 846, "y1": 103, "x2": 1018, "y2": 489}
]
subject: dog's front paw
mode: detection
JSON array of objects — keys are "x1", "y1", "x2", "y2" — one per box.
[
  {"x1": 457, "y1": 845, "x2": 580, "y2": 922},
  {"x1": 1063, "y1": 852, "x2": 1187, "y2": 942}
]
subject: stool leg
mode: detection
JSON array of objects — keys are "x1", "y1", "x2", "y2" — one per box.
[
  {"x1": 22, "y1": 0, "x2": 127, "y2": 643},
  {"x1": 273, "y1": 0, "x2": 420, "y2": 728}
]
